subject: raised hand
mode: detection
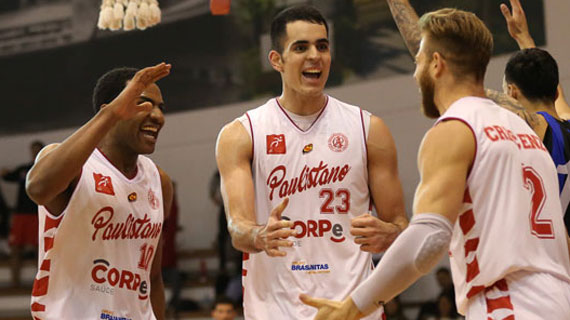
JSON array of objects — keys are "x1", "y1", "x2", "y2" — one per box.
[
  {"x1": 299, "y1": 294, "x2": 363, "y2": 320},
  {"x1": 500, "y1": 0, "x2": 535, "y2": 49},
  {"x1": 351, "y1": 213, "x2": 400, "y2": 253},
  {"x1": 254, "y1": 198, "x2": 296, "y2": 257},
  {"x1": 107, "y1": 62, "x2": 172, "y2": 120}
]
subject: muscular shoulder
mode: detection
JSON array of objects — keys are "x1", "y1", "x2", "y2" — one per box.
[
  {"x1": 156, "y1": 166, "x2": 173, "y2": 219},
  {"x1": 420, "y1": 120, "x2": 475, "y2": 166},
  {"x1": 216, "y1": 119, "x2": 252, "y2": 162}
]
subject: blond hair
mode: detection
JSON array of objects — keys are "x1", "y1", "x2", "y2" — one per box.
[{"x1": 419, "y1": 8, "x2": 493, "y2": 81}]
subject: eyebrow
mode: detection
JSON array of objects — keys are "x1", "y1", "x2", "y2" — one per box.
[
  {"x1": 290, "y1": 38, "x2": 329, "y2": 46},
  {"x1": 139, "y1": 95, "x2": 165, "y2": 109}
]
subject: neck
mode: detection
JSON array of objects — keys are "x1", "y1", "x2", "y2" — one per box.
[
  {"x1": 435, "y1": 78, "x2": 486, "y2": 115},
  {"x1": 522, "y1": 99, "x2": 558, "y2": 119},
  {"x1": 278, "y1": 91, "x2": 327, "y2": 115},
  {"x1": 98, "y1": 140, "x2": 138, "y2": 177}
]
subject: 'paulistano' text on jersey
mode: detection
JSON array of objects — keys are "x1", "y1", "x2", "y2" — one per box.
[
  {"x1": 31, "y1": 149, "x2": 164, "y2": 320},
  {"x1": 240, "y1": 96, "x2": 383, "y2": 320},
  {"x1": 438, "y1": 97, "x2": 570, "y2": 315}
]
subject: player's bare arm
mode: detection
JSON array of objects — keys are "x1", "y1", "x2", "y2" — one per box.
[
  {"x1": 26, "y1": 63, "x2": 171, "y2": 215},
  {"x1": 301, "y1": 120, "x2": 474, "y2": 319},
  {"x1": 216, "y1": 120, "x2": 295, "y2": 256},
  {"x1": 386, "y1": 0, "x2": 421, "y2": 56},
  {"x1": 501, "y1": 0, "x2": 570, "y2": 119},
  {"x1": 149, "y1": 167, "x2": 173, "y2": 320},
  {"x1": 351, "y1": 115, "x2": 407, "y2": 253}
]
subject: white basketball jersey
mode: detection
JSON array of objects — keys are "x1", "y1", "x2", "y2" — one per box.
[
  {"x1": 240, "y1": 96, "x2": 383, "y2": 320},
  {"x1": 31, "y1": 149, "x2": 164, "y2": 320},
  {"x1": 438, "y1": 97, "x2": 570, "y2": 315}
]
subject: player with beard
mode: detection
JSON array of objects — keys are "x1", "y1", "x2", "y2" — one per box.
[
  {"x1": 216, "y1": 5, "x2": 407, "y2": 320},
  {"x1": 300, "y1": 7, "x2": 570, "y2": 320},
  {"x1": 26, "y1": 63, "x2": 173, "y2": 320},
  {"x1": 383, "y1": 0, "x2": 570, "y2": 235}
]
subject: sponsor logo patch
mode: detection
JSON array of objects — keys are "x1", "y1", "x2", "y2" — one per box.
[
  {"x1": 266, "y1": 134, "x2": 286, "y2": 154},
  {"x1": 328, "y1": 133, "x2": 348, "y2": 152},
  {"x1": 91, "y1": 259, "x2": 149, "y2": 300},
  {"x1": 291, "y1": 261, "x2": 330, "y2": 274},
  {"x1": 302, "y1": 143, "x2": 313, "y2": 154},
  {"x1": 128, "y1": 192, "x2": 137, "y2": 202},
  {"x1": 94, "y1": 173, "x2": 115, "y2": 196},
  {"x1": 148, "y1": 189, "x2": 160, "y2": 210},
  {"x1": 99, "y1": 309, "x2": 132, "y2": 320}
]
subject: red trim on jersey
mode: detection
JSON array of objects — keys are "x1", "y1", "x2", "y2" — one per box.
[
  {"x1": 463, "y1": 188, "x2": 472, "y2": 204},
  {"x1": 34, "y1": 317, "x2": 43, "y2": 320},
  {"x1": 31, "y1": 302, "x2": 46, "y2": 312},
  {"x1": 44, "y1": 236, "x2": 54, "y2": 252},
  {"x1": 242, "y1": 269, "x2": 248, "y2": 276},
  {"x1": 96, "y1": 148, "x2": 138, "y2": 180},
  {"x1": 40, "y1": 259, "x2": 50, "y2": 272},
  {"x1": 275, "y1": 96, "x2": 329, "y2": 133},
  {"x1": 486, "y1": 296, "x2": 514, "y2": 313},
  {"x1": 438, "y1": 117, "x2": 477, "y2": 179},
  {"x1": 464, "y1": 238, "x2": 479, "y2": 257},
  {"x1": 459, "y1": 209, "x2": 475, "y2": 235},
  {"x1": 243, "y1": 252, "x2": 249, "y2": 261},
  {"x1": 44, "y1": 215, "x2": 63, "y2": 232},
  {"x1": 466, "y1": 258, "x2": 480, "y2": 283},
  {"x1": 32, "y1": 276, "x2": 49, "y2": 296},
  {"x1": 359, "y1": 109, "x2": 369, "y2": 159},
  {"x1": 490, "y1": 279, "x2": 509, "y2": 292},
  {"x1": 245, "y1": 112, "x2": 254, "y2": 159},
  {"x1": 466, "y1": 285, "x2": 485, "y2": 298}
]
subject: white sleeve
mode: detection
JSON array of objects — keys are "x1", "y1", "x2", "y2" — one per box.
[{"x1": 350, "y1": 213, "x2": 453, "y2": 314}]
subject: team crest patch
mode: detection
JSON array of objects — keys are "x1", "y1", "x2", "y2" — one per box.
[
  {"x1": 267, "y1": 134, "x2": 286, "y2": 154},
  {"x1": 148, "y1": 189, "x2": 160, "y2": 210},
  {"x1": 302, "y1": 143, "x2": 313, "y2": 154},
  {"x1": 328, "y1": 133, "x2": 348, "y2": 152},
  {"x1": 93, "y1": 173, "x2": 115, "y2": 196}
]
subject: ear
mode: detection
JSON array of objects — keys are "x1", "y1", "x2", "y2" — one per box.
[
  {"x1": 268, "y1": 50, "x2": 284, "y2": 72},
  {"x1": 508, "y1": 83, "x2": 519, "y2": 100},
  {"x1": 431, "y1": 52, "x2": 445, "y2": 78}
]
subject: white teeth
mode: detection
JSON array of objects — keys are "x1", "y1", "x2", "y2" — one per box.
[
  {"x1": 142, "y1": 126, "x2": 158, "y2": 132},
  {"x1": 304, "y1": 70, "x2": 321, "y2": 73}
]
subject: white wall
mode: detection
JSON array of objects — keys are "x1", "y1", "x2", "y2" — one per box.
[{"x1": 0, "y1": 0, "x2": 569, "y2": 302}]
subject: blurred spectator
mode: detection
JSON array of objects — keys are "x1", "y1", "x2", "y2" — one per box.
[
  {"x1": 426, "y1": 294, "x2": 462, "y2": 320},
  {"x1": 162, "y1": 181, "x2": 183, "y2": 315},
  {"x1": 417, "y1": 267, "x2": 456, "y2": 320},
  {"x1": 1, "y1": 140, "x2": 43, "y2": 286},
  {"x1": 210, "y1": 171, "x2": 242, "y2": 298},
  {"x1": 0, "y1": 184, "x2": 10, "y2": 257},
  {"x1": 385, "y1": 296, "x2": 409, "y2": 320},
  {"x1": 211, "y1": 295, "x2": 237, "y2": 320}
]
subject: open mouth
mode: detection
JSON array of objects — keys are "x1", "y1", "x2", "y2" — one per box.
[
  {"x1": 302, "y1": 69, "x2": 322, "y2": 79},
  {"x1": 141, "y1": 125, "x2": 159, "y2": 141}
]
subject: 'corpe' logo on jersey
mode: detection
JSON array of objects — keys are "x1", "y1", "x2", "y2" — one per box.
[
  {"x1": 94, "y1": 173, "x2": 115, "y2": 196},
  {"x1": 91, "y1": 259, "x2": 148, "y2": 300},
  {"x1": 328, "y1": 133, "x2": 348, "y2": 152},
  {"x1": 267, "y1": 134, "x2": 286, "y2": 154}
]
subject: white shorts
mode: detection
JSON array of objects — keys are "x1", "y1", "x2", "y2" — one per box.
[{"x1": 465, "y1": 271, "x2": 570, "y2": 319}]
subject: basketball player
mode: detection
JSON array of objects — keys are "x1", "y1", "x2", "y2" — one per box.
[
  {"x1": 385, "y1": 0, "x2": 570, "y2": 235},
  {"x1": 300, "y1": 8, "x2": 570, "y2": 319},
  {"x1": 215, "y1": 5, "x2": 407, "y2": 320},
  {"x1": 25, "y1": 63, "x2": 172, "y2": 319}
]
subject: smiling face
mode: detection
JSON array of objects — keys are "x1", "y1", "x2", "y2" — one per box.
[
  {"x1": 112, "y1": 83, "x2": 165, "y2": 155},
  {"x1": 271, "y1": 20, "x2": 331, "y2": 99}
]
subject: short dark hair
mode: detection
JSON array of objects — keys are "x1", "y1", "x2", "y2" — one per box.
[
  {"x1": 212, "y1": 295, "x2": 235, "y2": 310},
  {"x1": 505, "y1": 48, "x2": 559, "y2": 104},
  {"x1": 270, "y1": 5, "x2": 328, "y2": 53},
  {"x1": 92, "y1": 67, "x2": 138, "y2": 113}
]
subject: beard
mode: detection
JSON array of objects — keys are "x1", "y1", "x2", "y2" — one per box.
[{"x1": 419, "y1": 67, "x2": 440, "y2": 119}]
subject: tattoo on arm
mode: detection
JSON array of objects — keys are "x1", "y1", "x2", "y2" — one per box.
[
  {"x1": 485, "y1": 89, "x2": 540, "y2": 129},
  {"x1": 387, "y1": 0, "x2": 421, "y2": 56}
]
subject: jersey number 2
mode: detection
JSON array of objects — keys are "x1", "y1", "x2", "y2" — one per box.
[{"x1": 522, "y1": 166, "x2": 554, "y2": 239}]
